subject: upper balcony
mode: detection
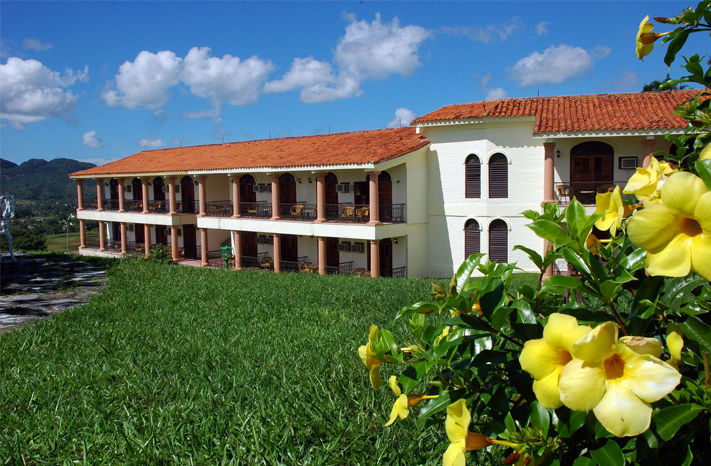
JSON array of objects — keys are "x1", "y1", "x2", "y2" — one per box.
[{"x1": 204, "y1": 201, "x2": 406, "y2": 223}]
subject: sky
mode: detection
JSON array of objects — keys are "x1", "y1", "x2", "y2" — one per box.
[{"x1": 0, "y1": 0, "x2": 703, "y2": 166}]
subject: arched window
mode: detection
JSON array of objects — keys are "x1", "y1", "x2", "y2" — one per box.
[
  {"x1": 464, "y1": 219, "x2": 480, "y2": 257},
  {"x1": 488, "y1": 153, "x2": 508, "y2": 198},
  {"x1": 465, "y1": 154, "x2": 481, "y2": 198},
  {"x1": 153, "y1": 177, "x2": 165, "y2": 201},
  {"x1": 489, "y1": 219, "x2": 508, "y2": 263},
  {"x1": 132, "y1": 178, "x2": 142, "y2": 200}
]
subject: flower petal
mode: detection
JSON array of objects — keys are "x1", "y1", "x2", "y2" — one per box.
[
  {"x1": 445, "y1": 399, "x2": 470, "y2": 443},
  {"x1": 384, "y1": 394, "x2": 409, "y2": 426},
  {"x1": 543, "y1": 313, "x2": 591, "y2": 352},
  {"x1": 519, "y1": 339, "x2": 560, "y2": 380},
  {"x1": 646, "y1": 233, "x2": 692, "y2": 277},
  {"x1": 572, "y1": 321, "x2": 617, "y2": 363},
  {"x1": 369, "y1": 365, "x2": 381, "y2": 391},
  {"x1": 389, "y1": 375, "x2": 402, "y2": 396},
  {"x1": 558, "y1": 358, "x2": 606, "y2": 411},
  {"x1": 358, "y1": 345, "x2": 367, "y2": 366},
  {"x1": 620, "y1": 346, "x2": 681, "y2": 403},
  {"x1": 593, "y1": 379, "x2": 652, "y2": 437},
  {"x1": 443, "y1": 440, "x2": 467, "y2": 466},
  {"x1": 619, "y1": 336, "x2": 662, "y2": 358},
  {"x1": 532, "y1": 366, "x2": 564, "y2": 409},
  {"x1": 627, "y1": 204, "x2": 678, "y2": 251},
  {"x1": 667, "y1": 331, "x2": 683, "y2": 363},
  {"x1": 661, "y1": 172, "x2": 708, "y2": 216}
]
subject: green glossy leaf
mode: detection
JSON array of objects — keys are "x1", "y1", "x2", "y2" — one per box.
[
  {"x1": 513, "y1": 245, "x2": 543, "y2": 270},
  {"x1": 599, "y1": 280, "x2": 622, "y2": 303},
  {"x1": 479, "y1": 281, "x2": 505, "y2": 314},
  {"x1": 664, "y1": 29, "x2": 689, "y2": 67},
  {"x1": 572, "y1": 457, "x2": 595, "y2": 466},
  {"x1": 504, "y1": 412, "x2": 517, "y2": 433},
  {"x1": 513, "y1": 299, "x2": 536, "y2": 324},
  {"x1": 565, "y1": 198, "x2": 586, "y2": 243},
  {"x1": 554, "y1": 409, "x2": 587, "y2": 438},
  {"x1": 541, "y1": 275, "x2": 582, "y2": 292},
  {"x1": 395, "y1": 301, "x2": 438, "y2": 320},
  {"x1": 529, "y1": 401, "x2": 550, "y2": 438},
  {"x1": 680, "y1": 316, "x2": 711, "y2": 352},
  {"x1": 560, "y1": 247, "x2": 592, "y2": 278},
  {"x1": 451, "y1": 253, "x2": 485, "y2": 293},
  {"x1": 654, "y1": 404, "x2": 705, "y2": 441},
  {"x1": 491, "y1": 306, "x2": 514, "y2": 331},
  {"x1": 417, "y1": 390, "x2": 457, "y2": 425},
  {"x1": 590, "y1": 440, "x2": 624, "y2": 466},
  {"x1": 695, "y1": 159, "x2": 711, "y2": 190},
  {"x1": 527, "y1": 219, "x2": 575, "y2": 249}
]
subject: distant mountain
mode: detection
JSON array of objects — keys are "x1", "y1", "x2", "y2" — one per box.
[{"x1": 0, "y1": 157, "x2": 97, "y2": 203}]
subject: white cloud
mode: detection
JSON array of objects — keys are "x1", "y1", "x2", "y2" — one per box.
[
  {"x1": 387, "y1": 107, "x2": 415, "y2": 127},
  {"x1": 592, "y1": 45, "x2": 611, "y2": 59},
  {"x1": 138, "y1": 137, "x2": 164, "y2": 148},
  {"x1": 23, "y1": 38, "x2": 53, "y2": 51},
  {"x1": 510, "y1": 45, "x2": 596, "y2": 87},
  {"x1": 83, "y1": 130, "x2": 103, "y2": 148},
  {"x1": 180, "y1": 47, "x2": 273, "y2": 107},
  {"x1": 441, "y1": 17, "x2": 522, "y2": 43},
  {"x1": 478, "y1": 72, "x2": 507, "y2": 100},
  {"x1": 0, "y1": 57, "x2": 88, "y2": 128},
  {"x1": 535, "y1": 21, "x2": 549, "y2": 36},
  {"x1": 265, "y1": 13, "x2": 430, "y2": 103},
  {"x1": 181, "y1": 107, "x2": 221, "y2": 120},
  {"x1": 102, "y1": 50, "x2": 181, "y2": 110},
  {"x1": 604, "y1": 70, "x2": 640, "y2": 90}
]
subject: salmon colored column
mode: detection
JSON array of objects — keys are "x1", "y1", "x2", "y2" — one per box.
[
  {"x1": 231, "y1": 175, "x2": 241, "y2": 218},
  {"x1": 79, "y1": 219, "x2": 86, "y2": 248},
  {"x1": 642, "y1": 137, "x2": 656, "y2": 168},
  {"x1": 233, "y1": 231, "x2": 242, "y2": 270},
  {"x1": 118, "y1": 179, "x2": 126, "y2": 212},
  {"x1": 200, "y1": 229, "x2": 208, "y2": 267},
  {"x1": 315, "y1": 173, "x2": 326, "y2": 223},
  {"x1": 542, "y1": 141, "x2": 556, "y2": 281},
  {"x1": 370, "y1": 239, "x2": 380, "y2": 278},
  {"x1": 170, "y1": 226, "x2": 179, "y2": 262},
  {"x1": 96, "y1": 179, "x2": 104, "y2": 211},
  {"x1": 273, "y1": 233, "x2": 281, "y2": 273},
  {"x1": 198, "y1": 176, "x2": 207, "y2": 217},
  {"x1": 271, "y1": 174, "x2": 280, "y2": 220},
  {"x1": 141, "y1": 178, "x2": 150, "y2": 213},
  {"x1": 120, "y1": 223, "x2": 128, "y2": 255},
  {"x1": 98, "y1": 221, "x2": 106, "y2": 251},
  {"x1": 318, "y1": 236, "x2": 326, "y2": 275},
  {"x1": 76, "y1": 179, "x2": 84, "y2": 210},
  {"x1": 144, "y1": 224, "x2": 151, "y2": 257},
  {"x1": 168, "y1": 177, "x2": 177, "y2": 215},
  {"x1": 368, "y1": 171, "x2": 381, "y2": 225}
]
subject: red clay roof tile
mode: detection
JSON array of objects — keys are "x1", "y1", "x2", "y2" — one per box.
[
  {"x1": 71, "y1": 127, "x2": 429, "y2": 177},
  {"x1": 411, "y1": 89, "x2": 704, "y2": 134}
]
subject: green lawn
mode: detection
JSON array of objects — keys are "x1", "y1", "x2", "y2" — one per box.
[
  {"x1": 45, "y1": 230, "x2": 98, "y2": 252},
  {"x1": 0, "y1": 260, "x2": 537, "y2": 464}
]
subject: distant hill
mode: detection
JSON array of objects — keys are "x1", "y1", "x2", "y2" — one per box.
[{"x1": 0, "y1": 158, "x2": 97, "y2": 203}]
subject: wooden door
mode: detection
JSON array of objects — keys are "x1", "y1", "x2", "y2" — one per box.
[
  {"x1": 281, "y1": 235, "x2": 297, "y2": 262},
  {"x1": 325, "y1": 173, "x2": 338, "y2": 204},
  {"x1": 326, "y1": 237, "x2": 339, "y2": 267},
  {"x1": 112, "y1": 222, "x2": 121, "y2": 244},
  {"x1": 240, "y1": 175, "x2": 256, "y2": 203},
  {"x1": 570, "y1": 142, "x2": 614, "y2": 204},
  {"x1": 354, "y1": 181, "x2": 369, "y2": 205},
  {"x1": 155, "y1": 225, "x2": 167, "y2": 245},
  {"x1": 132, "y1": 178, "x2": 142, "y2": 200},
  {"x1": 135, "y1": 223, "x2": 144, "y2": 243},
  {"x1": 489, "y1": 220, "x2": 508, "y2": 263},
  {"x1": 378, "y1": 172, "x2": 392, "y2": 222},
  {"x1": 279, "y1": 174, "x2": 296, "y2": 204},
  {"x1": 183, "y1": 225, "x2": 197, "y2": 259},
  {"x1": 153, "y1": 178, "x2": 165, "y2": 201},
  {"x1": 380, "y1": 238, "x2": 392, "y2": 277},
  {"x1": 181, "y1": 176, "x2": 195, "y2": 213},
  {"x1": 242, "y1": 232, "x2": 257, "y2": 258},
  {"x1": 110, "y1": 179, "x2": 119, "y2": 202}
]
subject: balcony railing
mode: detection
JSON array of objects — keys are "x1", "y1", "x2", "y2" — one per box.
[
  {"x1": 279, "y1": 203, "x2": 317, "y2": 220},
  {"x1": 326, "y1": 260, "x2": 354, "y2": 275},
  {"x1": 176, "y1": 200, "x2": 199, "y2": 214},
  {"x1": 239, "y1": 202, "x2": 271, "y2": 218},
  {"x1": 555, "y1": 181, "x2": 632, "y2": 205},
  {"x1": 125, "y1": 200, "x2": 142, "y2": 211},
  {"x1": 206, "y1": 200, "x2": 233, "y2": 217},
  {"x1": 325, "y1": 204, "x2": 370, "y2": 223},
  {"x1": 148, "y1": 200, "x2": 169, "y2": 213},
  {"x1": 104, "y1": 199, "x2": 120, "y2": 211},
  {"x1": 380, "y1": 204, "x2": 406, "y2": 223}
]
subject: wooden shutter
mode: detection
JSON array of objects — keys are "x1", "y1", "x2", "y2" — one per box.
[
  {"x1": 464, "y1": 220, "x2": 480, "y2": 257},
  {"x1": 465, "y1": 155, "x2": 481, "y2": 198},
  {"x1": 489, "y1": 153, "x2": 508, "y2": 198},
  {"x1": 489, "y1": 220, "x2": 508, "y2": 263}
]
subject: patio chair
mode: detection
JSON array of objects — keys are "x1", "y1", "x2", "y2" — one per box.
[
  {"x1": 556, "y1": 185, "x2": 571, "y2": 204},
  {"x1": 299, "y1": 261, "x2": 315, "y2": 273},
  {"x1": 340, "y1": 205, "x2": 354, "y2": 219},
  {"x1": 351, "y1": 267, "x2": 367, "y2": 277},
  {"x1": 356, "y1": 207, "x2": 370, "y2": 221},
  {"x1": 290, "y1": 204, "x2": 304, "y2": 217},
  {"x1": 247, "y1": 204, "x2": 258, "y2": 215},
  {"x1": 259, "y1": 256, "x2": 273, "y2": 269}
]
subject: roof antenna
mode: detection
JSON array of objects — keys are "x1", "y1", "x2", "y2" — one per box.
[
  {"x1": 269, "y1": 129, "x2": 272, "y2": 139},
  {"x1": 537, "y1": 88, "x2": 540, "y2": 97},
  {"x1": 328, "y1": 124, "x2": 331, "y2": 134}
]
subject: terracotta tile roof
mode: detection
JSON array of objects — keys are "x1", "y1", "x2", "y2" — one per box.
[
  {"x1": 71, "y1": 127, "x2": 429, "y2": 177},
  {"x1": 411, "y1": 89, "x2": 705, "y2": 135}
]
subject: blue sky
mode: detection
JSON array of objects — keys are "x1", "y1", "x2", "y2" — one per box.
[{"x1": 0, "y1": 1, "x2": 701, "y2": 165}]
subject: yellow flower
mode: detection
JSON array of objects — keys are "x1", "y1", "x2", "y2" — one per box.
[
  {"x1": 443, "y1": 399, "x2": 519, "y2": 466},
  {"x1": 384, "y1": 375, "x2": 437, "y2": 426},
  {"x1": 623, "y1": 156, "x2": 664, "y2": 201},
  {"x1": 667, "y1": 329, "x2": 684, "y2": 368},
  {"x1": 700, "y1": 141, "x2": 711, "y2": 161},
  {"x1": 558, "y1": 322, "x2": 681, "y2": 437},
  {"x1": 358, "y1": 325, "x2": 383, "y2": 390},
  {"x1": 636, "y1": 15, "x2": 667, "y2": 60},
  {"x1": 518, "y1": 314, "x2": 591, "y2": 409},
  {"x1": 627, "y1": 171, "x2": 711, "y2": 280},
  {"x1": 594, "y1": 186, "x2": 628, "y2": 236}
]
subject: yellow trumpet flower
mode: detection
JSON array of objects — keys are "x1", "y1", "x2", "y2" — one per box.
[
  {"x1": 358, "y1": 325, "x2": 383, "y2": 390},
  {"x1": 636, "y1": 15, "x2": 668, "y2": 60},
  {"x1": 594, "y1": 186, "x2": 628, "y2": 236},
  {"x1": 518, "y1": 314, "x2": 591, "y2": 409},
  {"x1": 558, "y1": 322, "x2": 681, "y2": 437},
  {"x1": 627, "y1": 172, "x2": 711, "y2": 280},
  {"x1": 384, "y1": 376, "x2": 438, "y2": 426}
]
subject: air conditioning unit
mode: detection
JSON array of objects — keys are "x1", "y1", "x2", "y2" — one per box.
[
  {"x1": 336, "y1": 183, "x2": 351, "y2": 193},
  {"x1": 259, "y1": 184, "x2": 271, "y2": 193},
  {"x1": 353, "y1": 242, "x2": 365, "y2": 253},
  {"x1": 619, "y1": 157, "x2": 638, "y2": 169},
  {"x1": 252, "y1": 184, "x2": 260, "y2": 193},
  {"x1": 338, "y1": 241, "x2": 352, "y2": 252}
]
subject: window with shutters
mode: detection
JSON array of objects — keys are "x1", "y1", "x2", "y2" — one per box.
[
  {"x1": 489, "y1": 219, "x2": 508, "y2": 263},
  {"x1": 465, "y1": 154, "x2": 481, "y2": 198},
  {"x1": 464, "y1": 219, "x2": 480, "y2": 258},
  {"x1": 488, "y1": 153, "x2": 508, "y2": 198}
]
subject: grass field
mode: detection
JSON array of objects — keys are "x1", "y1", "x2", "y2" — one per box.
[
  {"x1": 45, "y1": 230, "x2": 99, "y2": 252},
  {"x1": 0, "y1": 259, "x2": 537, "y2": 464}
]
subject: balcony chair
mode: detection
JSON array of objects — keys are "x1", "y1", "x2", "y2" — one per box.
[
  {"x1": 556, "y1": 185, "x2": 571, "y2": 204},
  {"x1": 351, "y1": 267, "x2": 367, "y2": 277},
  {"x1": 259, "y1": 256, "x2": 273, "y2": 270},
  {"x1": 290, "y1": 204, "x2": 304, "y2": 217},
  {"x1": 356, "y1": 207, "x2": 369, "y2": 221},
  {"x1": 340, "y1": 205, "x2": 355, "y2": 219}
]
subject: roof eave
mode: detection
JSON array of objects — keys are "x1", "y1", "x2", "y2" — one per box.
[{"x1": 533, "y1": 128, "x2": 687, "y2": 138}]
